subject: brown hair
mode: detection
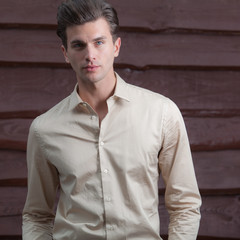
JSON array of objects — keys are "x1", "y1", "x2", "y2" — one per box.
[{"x1": 57, "y1": 0, "x2": 119, "y2": 49}]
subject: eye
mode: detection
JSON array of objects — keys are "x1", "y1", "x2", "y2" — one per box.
[
  {"x1": 96, "y1": 40, "x2": 104, "y2": 46},
  {"x1": 71, "y1": 41, "x2": 86, "y2": 49},
  {"x1": 73, "y1": 43, "x2": 84, "y2": 48}
]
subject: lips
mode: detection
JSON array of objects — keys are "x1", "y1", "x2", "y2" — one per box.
[{"x1": 83, "y1": 65, "x2": 99, "y2": 71}]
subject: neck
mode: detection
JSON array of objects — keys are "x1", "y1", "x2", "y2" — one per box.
[{"x1": 77, "y1": 73, "x2": 117, "y2": 122}]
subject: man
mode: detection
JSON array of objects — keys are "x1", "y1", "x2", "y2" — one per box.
[{"x1": 22, "y1": 0, "x2": 201, "y2": 239}]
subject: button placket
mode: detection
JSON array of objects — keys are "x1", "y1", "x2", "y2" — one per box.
[{"x1": 98, "y1": 122, "x2": 116, "y2": 238}]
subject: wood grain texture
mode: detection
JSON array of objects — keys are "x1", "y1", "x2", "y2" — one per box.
[
  {"x1": 119, "y1": 68, "x2": 240, "y2": 115},
  {"x1": 1, "y1": 29, "x2": 240, "y2": 68},
  {"x1": 185, "y1": 117, "x2": 240, "y2": 151},
  {"x1": 0, "y1": 187, "x2": 26, "y2": 236},
  {"x1": 0, "y1": 150, "x2": 26, "y2": 183},
  {"x1": 0, "y1": 119, "x2": 32, "y2": 151},
  {"x1": 159, "y1": 195, "x2": 240, "y2": 239},
  {"x1": 159, "y1": 195, "x2": 240, "y2": 238},
  {"x1": 1, "y1": 0, "x2": 240, "y2": 32},
  {"x1": 118, "y1": 31, "x2": 240, "y2": 68},
  {"x1": 1, "y1": 67, "x2": 239, "y2": 117},
  {"x1": 192, "y1": 151, "x2": 240, "y2": 192},
  {"x1": 0, "y1": 67, "x2": 75, "y2": 115},
  {"x1": 159, "y1": 150, "x2": 240, "y2": 194},
  {"x1": 1, "y1": 187, "x2": 239, "y2": 238},
  {"x1": 199, "y1": 196, "x2": 240, "y2": 238}
]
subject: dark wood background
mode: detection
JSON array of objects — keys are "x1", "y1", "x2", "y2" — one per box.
[{"x1": 0, "y1": 0, "x2": 240, "y2": 239}]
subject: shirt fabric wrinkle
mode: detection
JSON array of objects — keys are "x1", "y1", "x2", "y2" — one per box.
[{"x1": 22, "y1": 73, "x2": 201, "y2": 240}]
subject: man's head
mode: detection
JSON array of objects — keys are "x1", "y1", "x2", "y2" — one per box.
[{"x1": 57, "y1": 0, "x2": 119, "y2": 49}]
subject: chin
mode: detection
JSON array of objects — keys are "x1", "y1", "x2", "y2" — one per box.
[{"x1": 83, "y1": 75, "x2": 102, "y2": 84}]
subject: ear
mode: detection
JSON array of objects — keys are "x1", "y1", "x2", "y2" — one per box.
[
  {"x1": 114, "y1": 37, "x2": 121, "y2": 57},
  {"x1": 61, "y1": 45, "x2": 70, "y2": 63}
]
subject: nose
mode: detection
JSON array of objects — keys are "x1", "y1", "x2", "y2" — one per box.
[{"x1": 85, "y1": 45, "x2": 96, "y2": 62}]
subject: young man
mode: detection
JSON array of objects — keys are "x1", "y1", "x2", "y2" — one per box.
[{"x1": 22, "y1": 0, "x2": 201, "y2": 239}]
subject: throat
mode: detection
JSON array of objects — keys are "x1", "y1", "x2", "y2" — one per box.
[{"x1": 94, "y1": 101, "x2": 108, "y2": 124}]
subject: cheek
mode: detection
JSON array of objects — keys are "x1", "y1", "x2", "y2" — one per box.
[
  {"x1": 68, "y1": 57, "x2": 82, "y2": 73},
  {"x1": 103, "y1": 48, "x2": 115, "y2": 62}
]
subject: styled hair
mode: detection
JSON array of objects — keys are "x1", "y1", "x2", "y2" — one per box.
[{"x1": 57, "y1": 0, "x2": 119, "y2": 49}]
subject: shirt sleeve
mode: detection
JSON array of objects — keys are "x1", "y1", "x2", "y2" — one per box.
[
  {"x1": 158, "y1": 100, "x2": 201, "y2": 240},
  {"x1": 22, "y1": 118, "x2": 59, "y2": 240}
]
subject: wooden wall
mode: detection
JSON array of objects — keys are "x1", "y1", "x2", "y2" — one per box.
[{"x1": 0, "y1": 0, "x2": 240, "y2": 239}]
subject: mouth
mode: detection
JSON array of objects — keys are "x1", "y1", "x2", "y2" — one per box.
[{"x1": 83, "y1": 65, "x2": 99, "y2": 72}]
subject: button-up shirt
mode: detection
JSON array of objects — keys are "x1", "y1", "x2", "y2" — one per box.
[{"x1": 22, "y1": 73, "x2": 201, "y2": 240}]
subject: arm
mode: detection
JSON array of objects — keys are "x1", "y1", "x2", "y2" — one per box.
[
  {"x1": 158, "y1": 100, "x2": 201, "y2": 240},
  {"x1": 22, "y1": 118, "x2": 59, "y2": 240}
]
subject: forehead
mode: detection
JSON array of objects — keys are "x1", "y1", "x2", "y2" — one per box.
[{"x1": 66, "y1": 18, "x2": 112, "y2": 42}]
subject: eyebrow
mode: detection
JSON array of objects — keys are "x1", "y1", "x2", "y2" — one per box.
[
  {"x1": 93, "y1": 36, "x2": 107, "y2": 42},
  {"x1": 70, "y1": 36, "x2": 107, "y2": 46}
]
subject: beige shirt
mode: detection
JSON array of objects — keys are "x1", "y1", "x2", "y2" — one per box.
[{"x1": 22, "y1": 73, "x2": 201, "y2": 240}]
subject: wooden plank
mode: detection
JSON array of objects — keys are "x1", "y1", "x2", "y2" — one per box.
[
  {"x1": 0, "y1": 119, "x2": 32, "y2": 151},
  {"x1": 198, "y1": 195, "x2": 240, "y2": 238},
  {"x1": 0, "y1": 216, "x2": 22, "y2": 236},
  {"x1": 0, "y1": 67, "x2": 75, "y2": 115},
  {"x1": 192, "y1": 150, "x2": 240, "y2": 195},
  {"x1": 118, "y1": 31, "x2": 240, "y2": 68},
  {"x1": 0, "y1": 67, "x2": 239, "y2": 116},
  {"x1": 160, "y1": 195, "x2": 240, "y2": 238},
  {"x1": 1, "y1": 187, "x2": 239, "y2": 238},
  {"x1": 192, "y1": 151, "x2": 240, "y2": 192},
  {"x1": 0, "y1": 29, "x2": 62, "y2": 65},
  {"x1": 0, "y1": 237, "x2": 21, "y2": 240},
  {"x1": 0, "y1": 187, "x2": 27, "y2": 236},
  {"x1": 119, "y1": 68, "x2": 240, "y2": 116},
  {"x1": 1, "y1": 0, "x2": 240, "y2": 32},
  {"x1": 197, "y1": 238, "x2": 240, "y2": 240},
  {"x1": 1, "y1": 29, "x2": 240, "y2": 68},
  {"x1": 185, "y1": 117, "x2": 240, "y2": 151},
  {"x1": 159, "y1": 150, "x2": 240, "y2": 193},
  {"x1": 0, "y1": 150, "x2": 27, "y2": 183},
  {"x1": 0, "y1": 0, "x2": 56, "y2": 25},
  {"x1": 112, "y1": 0, "x2": 240, "y2": 32}
]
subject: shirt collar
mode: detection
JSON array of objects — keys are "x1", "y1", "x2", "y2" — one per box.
[
  {"x1": 69, "y1": 84, "x2": 84, "y2": 110},
  {"x1": 113, "y1": 72, "x2": 130, "y2": 102},
  {"x1": 69, "y1": 72, "x2": 130, "y2": 110}
]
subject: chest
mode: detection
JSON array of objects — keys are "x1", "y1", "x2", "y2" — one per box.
[{"x1": 44, "y1": 102, "x2": 163, "y2": 184}]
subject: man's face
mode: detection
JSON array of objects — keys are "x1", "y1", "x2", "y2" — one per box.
[{"x1": 62, "y1": 18, "x2": 121, "y2": 86}]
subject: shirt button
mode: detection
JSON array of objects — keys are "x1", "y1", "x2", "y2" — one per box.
[
  {"x1": 82, "y1": 103, "x2": 87, "y2": 107},
  {"x1": 106, "y1": 196, "x2": 111, "y2": 202},
  {"x1": 100, "y1": 141, "x2": 104, "y2": 146},
  {"x1": 107, "y1": 225, "x2": 114, "y2": 231},
  {"x1": 91, "y1": 115, "x2": 97, "y2": 120},
  {"x1": 103, "y1": 169, "x2": 109, "y2": 174}
]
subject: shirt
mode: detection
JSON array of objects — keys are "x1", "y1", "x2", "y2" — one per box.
[{"x1": 22, "y1": 73, "x2": 201, "y2": 240}]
